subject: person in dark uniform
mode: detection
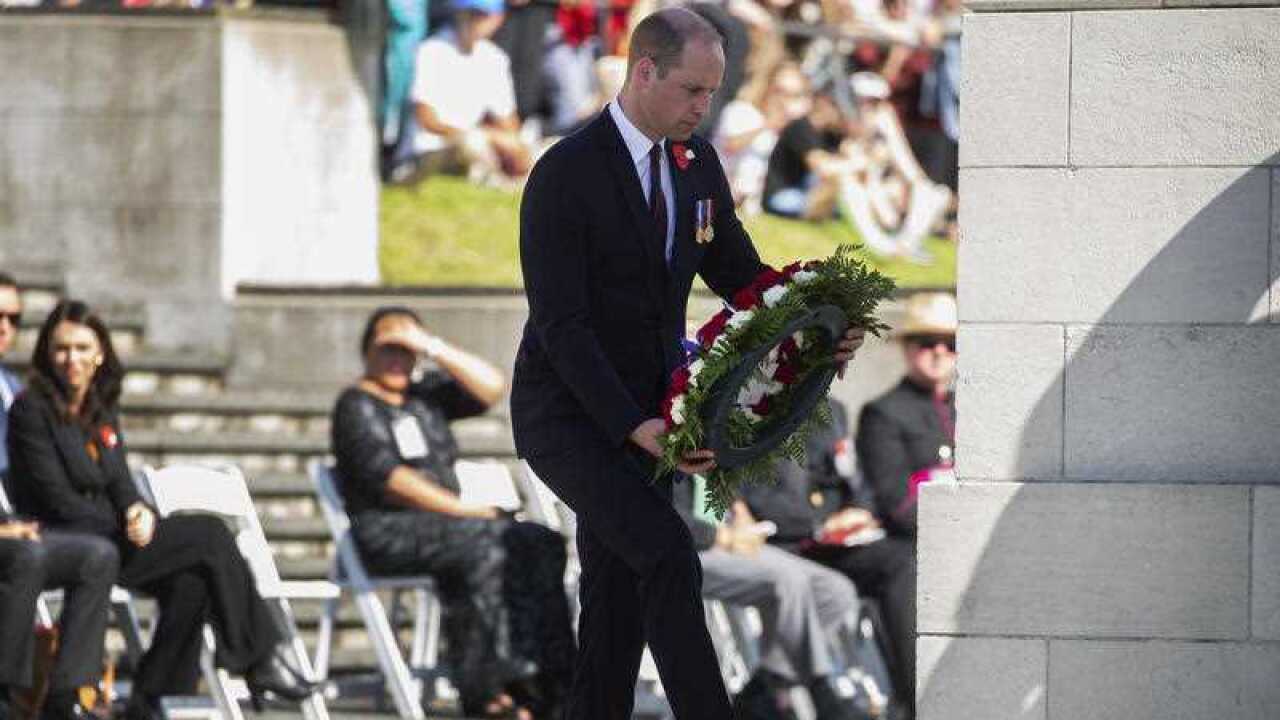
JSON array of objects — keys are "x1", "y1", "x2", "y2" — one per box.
[
  {"x1": 331, "y1": 307, "x2": 574, "y2": 720},
  {"x1": 741, "y1": 399, "x2": 917, "y2": 720},
  {"x1": 512, "y1": 8, "x2": 867, "y2": 720},
  {"x1": 7, "y1": 300, "x2": 317, "y2": 720},
  {"x1": 856, "y1": 292, "x2": 956, "y2": 540}
]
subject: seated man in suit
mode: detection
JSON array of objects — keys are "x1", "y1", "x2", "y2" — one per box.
[
  {"x1": 674, "y1": 478, "x2": 869, "y2": 720},
  {"x1": 742, "y1": 399, "x2": 917, "y2": 720}
]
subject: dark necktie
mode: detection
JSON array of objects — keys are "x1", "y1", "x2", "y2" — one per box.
[{"x1": 648, "y1": 143, "x2": 668, "y2": 263}]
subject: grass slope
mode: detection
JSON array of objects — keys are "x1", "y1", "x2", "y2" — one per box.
[{"x1": 381, "y1": 176, "x2": 955, "y2": 289}]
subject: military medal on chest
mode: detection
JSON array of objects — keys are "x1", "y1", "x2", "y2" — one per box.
[{"x1": 695, "y1": 197, "x2": 714, "y2": 244}]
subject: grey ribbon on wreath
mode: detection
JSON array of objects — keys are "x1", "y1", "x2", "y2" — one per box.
[{"x1": 700, "y1": 305, "x2": 848, "y2": 469}]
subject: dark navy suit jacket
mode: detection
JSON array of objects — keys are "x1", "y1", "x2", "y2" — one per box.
[{"x1": 512, "y1": 109, "x2": 766, "y2": 458}]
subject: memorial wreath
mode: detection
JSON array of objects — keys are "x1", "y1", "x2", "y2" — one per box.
[{"x1": 658, "y1": 245, "x2": 897, "y2": 516}]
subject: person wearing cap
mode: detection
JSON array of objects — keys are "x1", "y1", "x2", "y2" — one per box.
[
  {"x1": 330, "y1": 307, "x2": 574, "y2": 719},
  {"x1": 410, "y1": 0, "x2": 531, "y2": 181}
]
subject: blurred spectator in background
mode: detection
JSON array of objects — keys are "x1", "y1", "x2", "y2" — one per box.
[
  {"x1": 834, "y1": 71, "x2": 950, "y2": 262},
  {"x1": 852, "y1": 0, "x2": 954, "y2": 197},
  {"x1": 541, "y1": 1, "x2": 603, "y2": 136},
  {"x1": 412, "y1": 0, "x2": 532, "y2": 183},
  {"x1": 743, "y1": 401, "x2": 917, "y2": 720},
  {"x1": 331, "y1": 307, "x2": 573, "y2": 720},
  {"x1": 673, "y1": 481, "x2": 867, "y2": 720},
  {"x1": 380, "y1": 0, "x2": 430, "y2": 183},
  {"x1": 855, "y1": 291, "x2": 956, "y2": 540},
  {"x1": 713, "y1": 62, "x2": 811, "y2": 214},
  {"x1": 761, "y1": 88, "x2": 851, "y2": 221},
  {"x1": 0, "y1": 273, "x2": 21, "y2": 483},
  {"x1": 493, "y1": 0, "x2": 557, "y2": 127}
]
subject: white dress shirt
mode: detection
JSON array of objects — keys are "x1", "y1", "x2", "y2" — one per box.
[{"x1": 608, "y1": 100, "x2": 676, "y2": 263}]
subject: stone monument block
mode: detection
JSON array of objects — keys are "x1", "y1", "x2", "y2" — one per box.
[
  {"x1": 916, "y1": 636, "x2": 1046, "y2": 720},
  {"x1": 959, "y1": 13, "x2": 1069, "y2": 168},
  {"x1": 954, "y1": 324, "x2": 1064, "y2": 480},
  {"x1": 1064, "y1": 324, "x2": 1280, "y2": 481},
  {"x1": 1070, "y1": 9, "x2": 1280, "y2": 167},
  {"x1": 918, "y1": 482, "x2": 1249, "y2": 637},
  {"x1": 1048, "y1": 640, "x2": 1280, "y2": 720}
]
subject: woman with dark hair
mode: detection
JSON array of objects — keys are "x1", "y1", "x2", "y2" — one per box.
[
  {"x1": 5, "y1": 300, "x2": 318, "y2": 720},
  {"x1": 331, "y1": 306, "x2": 574, "y2": 720}
]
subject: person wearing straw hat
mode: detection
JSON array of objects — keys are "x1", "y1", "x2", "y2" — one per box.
[{"x1": 855, "y1": 291, "x2": 956, "y2": 540}]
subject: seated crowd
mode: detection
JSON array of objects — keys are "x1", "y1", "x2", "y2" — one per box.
[
  {"x1": 0, "y1": 269, "x2": 955, "y2": 720},
  {"x1": 383, "y1": 0, "x2": 961, "y2": 259}
]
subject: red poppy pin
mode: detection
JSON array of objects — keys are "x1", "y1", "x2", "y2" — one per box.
[
  {"x1": 99, "y1": 425, "x2": 119, "y2": 450},
  {"x1": 672, "y1": 143, "x2": 694, "y2": 171}
]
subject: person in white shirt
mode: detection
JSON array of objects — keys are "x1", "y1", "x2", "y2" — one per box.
[{"x1": 412, "y1": 0, "x2": 532, "y2": 181}]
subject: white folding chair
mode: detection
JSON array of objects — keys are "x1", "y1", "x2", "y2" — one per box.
[
  {"x1": 308, "y1": 461, "x2": 444, "y2": 720},
  {"x1": 141, "y1": 464, "x2": 335, "y2": 720}
]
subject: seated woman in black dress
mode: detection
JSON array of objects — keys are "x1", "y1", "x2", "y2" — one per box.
[
  {"x1": 5, "y1": 300, "x2": 318, "y2": 720},
  {"x1": 331, "y1": 307, "x2": 574, "y2": 720}
]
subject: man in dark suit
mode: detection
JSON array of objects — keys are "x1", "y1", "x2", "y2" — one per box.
[{"x1": 513, "y1": 8, "x2": 866, "y2": 719}]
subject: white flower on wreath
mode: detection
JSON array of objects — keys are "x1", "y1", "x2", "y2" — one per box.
[
  {"x1": 727, "y1": 309, "x2": 754, "y2": 329},
  {"x1": 687, "y1": 359, "x2": 705, "y2": 386},
  {"x1": 762, "y1": 284, "x2": 789, "y2": 308},
  {"x1": 792, "y1": 331, "x2": 807, "y2": 350},
  {"x1": 671, "y1": 394, "x2": 686, "y2": 425},
  {"x1": 792, "y1": 270, "x2": 817, "y2": 284}
]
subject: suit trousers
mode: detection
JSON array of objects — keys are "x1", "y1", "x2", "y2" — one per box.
[
  {"x1": 802, "y1": 537, "x2": 916, "y2": 716},
  {"x1": 118, "y1": 515, "x2": 282, "y2": 696},
  {"x1": 700, "y1": 545, "x2": 857, "y2": 684},
  {"x1": 526, "y1": 444, "x2": 733, "y2": 720},
  {"x1": 0, "y1": 532, "x2": 118, "y2": 690}
]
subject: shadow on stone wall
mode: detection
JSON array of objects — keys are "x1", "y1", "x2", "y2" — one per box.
[{"x1": 919, "y1": 151, "x2": 1278, "y2": 719}]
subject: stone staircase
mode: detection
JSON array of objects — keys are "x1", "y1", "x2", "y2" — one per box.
[{"x1": 8, "y1": 283, "x2": 522, "y2": 682}]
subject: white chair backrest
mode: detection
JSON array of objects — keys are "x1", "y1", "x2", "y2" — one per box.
[
  {"x1": 143, "y1": 464, "x2": 284, "y2": 596},
  {"x1": 308, "y1": 461, "x2": 375, "y2": 590},
  {"x1": 455, "y1": 460, "x2": 522, "y2": 512},
  {"x1": 518, "y1": 461, "x2": 577, "y2": 535}
]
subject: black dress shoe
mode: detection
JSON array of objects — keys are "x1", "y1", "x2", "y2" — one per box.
[
  {"x1": 808, "y1": 677, "x2": 873, "y2": 720},
  {"x1": 245, "y1": 647, "x2": 320, "y2": 708}
]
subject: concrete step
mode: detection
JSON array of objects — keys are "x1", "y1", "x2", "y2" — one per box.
[
  {"x1": 121, "y1": 390, "x2": 333, "y2": 437},
  {"x1": 6, "y1": 349, "x2": 226, "y2": 395},
  {"x1": 125, "y1": 417, "x2": 516, "y2": 473},
  {"x1": 16, "y1": 304, "x2": 147, "y2": 356}
]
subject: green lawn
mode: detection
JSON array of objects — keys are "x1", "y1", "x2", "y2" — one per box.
[{"x1": 381, "y1": 176, "x2": 955, "y2": 289}]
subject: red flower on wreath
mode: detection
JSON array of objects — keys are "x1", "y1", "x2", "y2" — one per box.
[
  {"x1": 773, "y1": 362, "x2": 798, "y2": 386},
  {"x1": 697, "y1": 309, "x2": 732, "y2": 347},
  {"x1": 671, "y1": 143, "x2": 692, "y2": 171},
  {"x1": 732, "y1": 286, "x2": 760, "y2": 310},
  {"x1": 782, "y1": 261, "x2": 803, "y2": 278},
  {"x1": 750, "y1": 395, "x2": 772, "y2": 417},
  {"x1": 670, "y1": 367, "x2": 691, "y2": 396},
  {"x1": 751, "y1": 267, "x2": 786, "y2": 293}
]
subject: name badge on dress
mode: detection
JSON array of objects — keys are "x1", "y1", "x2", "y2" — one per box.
[{"x1": 392, "y1": 416, "x2": 430, "y2": 459}]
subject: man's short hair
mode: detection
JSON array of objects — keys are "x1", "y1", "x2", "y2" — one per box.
[
  {"x1": 627, "y1": 8, "x2": 723, "y2": 79},
  {"x1": 0, "y1": 272, "x2": 16, "y2": 292}
]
